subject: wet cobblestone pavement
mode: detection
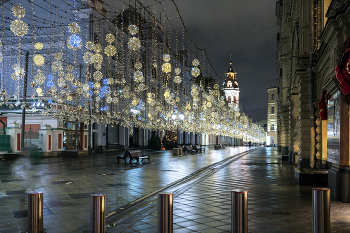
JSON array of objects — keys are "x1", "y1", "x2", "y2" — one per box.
[{"x1": 1, "y1": 147, "x2": 350, "y2": 232}]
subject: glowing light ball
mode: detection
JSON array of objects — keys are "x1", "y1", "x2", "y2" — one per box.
[
  {"x1": 68, "y1": 22, "x2": 80, "y2": 34},
  {"x1": 12, "y1": 5, "x2": 26, "y2": 18},
  {"x1": 67, "y1": 34, "x2": 82, "y2": 50},
  {"x1": 191, "y1": 67, "x2": 200, "y2": 77},
  {"x1": 35, "y1": 42, "x2": 43, "y2": 50},
  {"x1": 128, "y1": 25, "x2": 139, "y2": 35},
  {"x1": 104, "y1": 45, "x2": 117, "y2": 57},
  {"x1": 128, "y1": 37, "x2": 141, "y2": 51},
  {"x1": 33, "y1": 54, "x2": 45, "y2": 66},
  {"x1": 10, "y1": 19, "x2": 28, "y2": 37},
  {"x1": 162, "y1": 63, "x2": 171, "y2": 73}
]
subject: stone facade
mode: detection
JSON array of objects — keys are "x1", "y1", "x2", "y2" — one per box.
[{"x1": 276, "y1": 0, "x2": 350, "y2": 201}]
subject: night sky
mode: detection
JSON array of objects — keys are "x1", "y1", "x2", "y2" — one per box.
[
  {"x1": 108, "y1": 0, "x2": 278, "y2": 122},
  {"x1": 173, "y1": 0, "x2": 278, "y2": 122}
]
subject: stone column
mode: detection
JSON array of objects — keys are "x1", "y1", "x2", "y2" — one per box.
[
  {"x1": 290, "y1": 94, "x2": 300, "y2": 164},
  {"x1": 297, "y1": 72, "x2": 312, "y2": 168},
  {"x1": 280, "y1": 105, "x2": 289, "y2": 155}
]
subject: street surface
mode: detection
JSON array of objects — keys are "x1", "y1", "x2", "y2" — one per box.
[{"x1": 0, "y1": 147, "x2": 350, "y2": 232}]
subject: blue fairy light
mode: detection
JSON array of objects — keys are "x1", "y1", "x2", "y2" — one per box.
[
  {"x1": 88, "y1": 82, "x2": 94, "y2": 88},
  {"x1": 46, "y1": 80, "x2": 54, "y2": 88},
  {"x1": 48, "y1": 99, "x2": 52, "y2": 104},
  {"x1": 99, "y1": 92, "x2": 105, "y2": 98},
  {"x1": 103, "y1": 79, "x2": 108, "y2": 85},
  {"x1": 138, "y1": 116, "x2": 142, "y2": 120},
  {"x1": 69, "y1": 34, "x2": 82, "y2": 47},
  {"x1": 47, "y1": 74, "x2": 54, "y2": 80}
]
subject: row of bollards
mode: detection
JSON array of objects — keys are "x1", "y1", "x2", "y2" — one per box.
[
  {"x1": 27, "y1": 192, "x2": 106, "y2": 233},
  {"x1": 27, "y1": 188, "x2": 331, "y2": 233}
]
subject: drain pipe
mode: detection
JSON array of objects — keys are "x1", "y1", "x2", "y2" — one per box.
[{"x1": 309, "y1": 0, "x2": 316, "y2": 168}]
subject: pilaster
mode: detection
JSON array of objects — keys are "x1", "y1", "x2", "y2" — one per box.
[{"x1": 297, "y1": 72, "x2": 312, "y2": 168}]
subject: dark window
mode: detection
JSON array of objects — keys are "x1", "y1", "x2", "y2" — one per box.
[
  {"x1": 271, "y1": 93, "x2": 275, "y2": 100},
  {"x1": 271, "y1": 106, "x2": 274, "y2": 114}
]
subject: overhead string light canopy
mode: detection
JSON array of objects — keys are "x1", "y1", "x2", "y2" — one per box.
[{"x1": 0, "y1": 0, "x2": 265, "y2": 143}]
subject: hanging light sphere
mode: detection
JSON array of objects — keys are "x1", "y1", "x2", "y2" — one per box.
[
  {"x1": 36, "y1": 87, "x2": 43, "y2": 95},
  {"x1": 106, "y1": 34, "x2": 115, "y2": 43},
  {"x1": 128, "y1": 37, "x2": 141, "y2": 51},
  {"x1": 175, "y1": 68, "x2": 181, "y2": 75},
  {"x1": 46, "y1": 80, "x2": 54, "y2": 88},
  {"x1": 68, "y1": 22, "x2": 81, "y2": 34},
  {"x1": 191, "y1": 67, "x2": 200, "y2": 77},
  {"x1": 128, "y1": 24, "x2": 139, "y2": 36},
  {"x1": 192, "y1": 59, "x2": 200, "y2": 67},
  {"x1": 93, "y1": 54, "x2": 103, "y2": 65},
  {"x1": 174, "y1": 76, "x2": 182, "y2": 84},
  {"x1": 67, "y1": 34, "x2": 82, "y2": 50},
  {"x1": 85, "y1": 41, "x2": 94, "y2": 50},
  {"x1": 35, "y1": 42, "x2": 43, "y2": 50},
  {"x1": 33, "y1": 54, "x2": 45, "y2": 66},
  {"x1": 104, "y1": 45, "x2": 117, "y2": 57},
  {"x1": 83, "y1": 52, "x2": 93, "y2": 64},
  {"x1": 134, "y1": 62, "x2": 142, "y2": 70},
  {"x1": 162, "y1": 63, "x2": 172, "y2": 73},
  {"x1": 163, "y1": 54, "x2": 171, "y2": 62},
  {"x1": 10, "y1": 19, "x2": 28, "y2": 37},
  {"x1": 54, "y1": 52, "x2": 63, "y2": 60},
  {"x1": 12, "y1": 5, "x2": 26, "y2": 18},
  {"x1": 92, "y1": 43, "x2": 102, "y2": 53},
  {"x1": 65, "y1": 73, "x2": 74, "y2": 82},
  {"x1": 34, "y1": 72, "x2": 45, "y2": 85},
  {"x1": 93, "y1": 71, "x2": 103, "y2": 81}
]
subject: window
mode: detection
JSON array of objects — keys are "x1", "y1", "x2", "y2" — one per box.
[
  {"x1": 271, "y1": 124, "x2": 275, "y2": 131},
  {"x1": 234, "y1": 96, "x2": 237, "y2": 103},
  {"x1": 271, "y1": 93, "x2": 274, "y2": 100},
  {"x1": 271, "y1": 106, "x2": 274, "y2": 114},
  {"x1": 228, "y1": 96, "x2": 231, "y2": 103}
]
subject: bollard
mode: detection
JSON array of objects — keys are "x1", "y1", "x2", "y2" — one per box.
[
  {"x1": 91, "y1": 194, "x2": 106, "y2": 233},
  {"x1": 158, "y1": 192, "x2": 173, "y2": 233},
  {"x1": 312, "y1": 188, "x2": 331, "y2": 233},
  {"x1": 231, "y1": 190, "x2": 248, "y2": 233},
  {"x1": 27, "y1": 191, "x2": 43, "y2": 233}
]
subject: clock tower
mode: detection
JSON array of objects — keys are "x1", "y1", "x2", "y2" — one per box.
[{"x1": 223, "y1": 58, "x2": 240, "y2": 109}]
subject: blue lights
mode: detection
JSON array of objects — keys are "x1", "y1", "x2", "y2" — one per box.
[
  {"x1": 69, "y1": 34, "x2": 82, "y2": 47},
  {"x1": 47, "y1": 74, "x2": 53, "y2": 80},
  {"x1": 46, "y1": 80, "x2": 54, "y2": 88}
]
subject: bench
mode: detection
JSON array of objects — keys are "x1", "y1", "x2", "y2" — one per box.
[
  {"x1": 117, "y1": 150, "x2": 150, "y2": 164},
  {"x1": 194, "y1": 145, "x2": 205, "y2": 153},
  {"x1": 184, "y1": 145, "x2": 196, "y2": 154}
]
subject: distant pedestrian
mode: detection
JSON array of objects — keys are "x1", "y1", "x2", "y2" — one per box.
[{"x1": 248, "y1": 141, "x2": 251, "y2": 147}]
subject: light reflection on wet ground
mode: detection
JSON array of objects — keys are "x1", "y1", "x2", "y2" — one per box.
[{"x1": 0, "y1": 146, "x2": 249, "y2": 232}]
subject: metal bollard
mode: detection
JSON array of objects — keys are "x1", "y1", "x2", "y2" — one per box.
[
  {"x1": 312, "y1": 188, "x2": 331, "y2": 233},
  {"x1": 231, "y1": 190, "x2": 248, "y2": 233},
  {"x1": 27, "y1": 191, "x2": 43, "y2": 233},
  {"x1": 91, "y1": 194, "x2": 106, "y2": 233},
  {"x1": 158, "y1": 192, "x2": 173, "y2": 233}
]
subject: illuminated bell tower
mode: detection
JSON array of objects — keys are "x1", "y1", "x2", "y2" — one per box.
[{"x1": 223, "y1": 57, "x2": 240, "y2": 109}]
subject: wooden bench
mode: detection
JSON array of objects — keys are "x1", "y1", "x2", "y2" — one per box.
[{"x1": 117, "y1": 150, "x2": 150, "y2": 164}]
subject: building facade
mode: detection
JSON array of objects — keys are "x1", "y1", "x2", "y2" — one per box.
[
  {"x1": 276, "y1": 0, "x2": 350, "y2": 201},
  {"x1": 267, "y1": 87, "x2": 278, "y2": 147}
]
